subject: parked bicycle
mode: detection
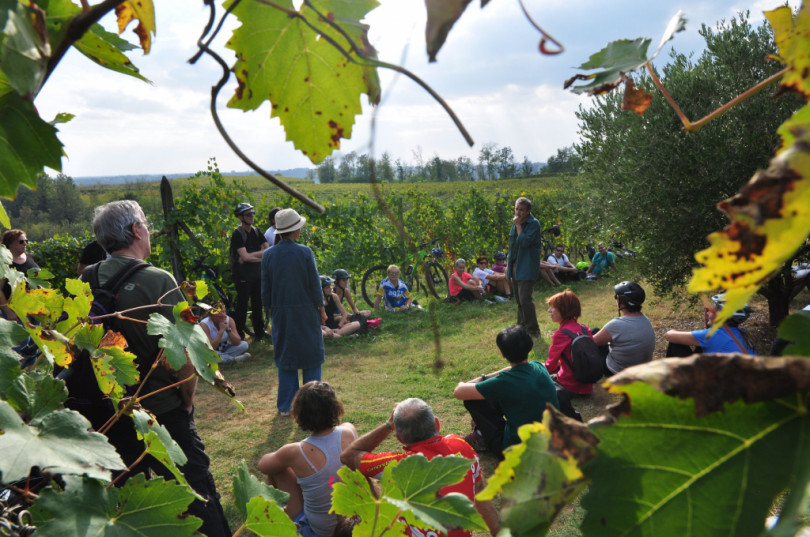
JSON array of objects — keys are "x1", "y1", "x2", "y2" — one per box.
[
  {"x1": 361, "y1": 239, "x2": 449, "y2": 308},
  {"x1": 540, "y1": 224, "x2": 562, "y2": 260}
]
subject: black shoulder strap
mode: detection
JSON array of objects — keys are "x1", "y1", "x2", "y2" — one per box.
[
  {"x1": 559, "y1": 328, "x2": 577, "y2": 370},
  {"x1": 83, "y1": 259, "x2": 150, "y2": 293},
  {"x1": 580, "y1": 324, "x2": 588, "y2": 336}
]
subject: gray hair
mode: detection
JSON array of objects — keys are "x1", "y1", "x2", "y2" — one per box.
[
  {"x1": 454, "y1": 258, "x2": 466, "y2": 269},
  {"x1": 93, "y1": 200, "x2": 145, "y2": 253},
  {"x1": 515, "y1": 196, "x2": 532, "y2": 211},
  {"x1": 393, "y1": 398, "x2": 437, "y2": 445}
]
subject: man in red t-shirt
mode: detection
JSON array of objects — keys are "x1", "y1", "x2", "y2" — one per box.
[{"x1": 341, "y1": 398, "x2": 499, "y2": 537}]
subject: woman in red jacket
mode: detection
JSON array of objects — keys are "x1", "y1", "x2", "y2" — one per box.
[{"x1": 544, "y1": 289, "x2": 592, "y2": 421}]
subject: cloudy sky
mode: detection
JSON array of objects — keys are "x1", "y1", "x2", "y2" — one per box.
[{"x1": 34, "y1": 0, "x2": 797, "y2": 178}]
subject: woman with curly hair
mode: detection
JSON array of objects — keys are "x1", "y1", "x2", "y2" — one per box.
[{"x1": 258, "y1": 381, "x2": 357, "y2": 537}]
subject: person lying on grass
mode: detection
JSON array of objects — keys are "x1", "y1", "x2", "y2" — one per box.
[
  {"x1": 373, "y1": 265, "x2": 422, "y2": 313},
  {"x1": 453, "y1": 324, "x2": 559, "y2": 460},
  {"x1": 258, "y1": 381, "x2": 358, "y2": 537}
]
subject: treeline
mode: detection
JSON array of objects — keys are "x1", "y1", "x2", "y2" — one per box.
[{"x1": 316, "y1": 143, "x2": 579, "y2": 183}]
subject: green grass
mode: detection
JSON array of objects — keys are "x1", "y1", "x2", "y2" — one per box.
[{"x1": 191, "y1": 276, "x2": 719, "y2": 534}]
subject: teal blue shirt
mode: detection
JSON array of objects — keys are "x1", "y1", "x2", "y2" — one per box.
[{"x1": 506, "y1": 214, "x2": 541, "y2": 281}]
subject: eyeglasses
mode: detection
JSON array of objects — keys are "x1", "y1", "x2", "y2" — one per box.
[
  {"x1": 555, "y1": 249, "x2": 564, "y2": 253},
  {"x1": 19, "y1": 239, "x2": 28, "y2": 244}
]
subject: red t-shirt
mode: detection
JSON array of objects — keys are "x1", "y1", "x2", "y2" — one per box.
[
  {"x1": 358, "y1": 435, "x2": 481, "y2": 537},
  {"x1": 448, "y1": 272, "x2": 472, "y2": 297}
]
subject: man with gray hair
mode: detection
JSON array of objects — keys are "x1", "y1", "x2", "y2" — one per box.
[
  {"x1": 341, "y1": 398, "x2": 499, "y2": 536},
  {"x1": 83, "y1": 200, "x2": 230, "y2": 537}
]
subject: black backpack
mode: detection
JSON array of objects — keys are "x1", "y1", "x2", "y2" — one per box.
[
  {"x1": 83, "y1": 259, "x2": 150, "y2": 332},
  {"x1": 559, "y1": 324, "x2": 604, "y2": 384},
  {"x1": 60, "y1": 259, "x2": 150, "y2": 408}
]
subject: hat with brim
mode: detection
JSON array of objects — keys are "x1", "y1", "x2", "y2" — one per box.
[{"x1": 274, "y1": 208, "x2": 306, "y2": 234}]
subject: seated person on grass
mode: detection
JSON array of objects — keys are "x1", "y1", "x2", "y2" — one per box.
[
  {"x1": 586, "y1": 243, "x2": 618, "y2": 278},
  {"x1": 539, "y1": 260, "x2": 562, "y2": 287},
  {"x1": 472, "y1": 255, "x2": 512, "y2": 299},
  {"x1": 449, "y1": 258, "x2": 485, "y2": 301},
  {"x1": 332, "y1": 269, "x2": 371, "y2": 318},
  {"x1": 592, "y1": 281, "x2": 655, "y2": 375},
  {"x1": 258, "y1": 381, "x2": 357, "y2": 537},
  {"x1": 664, "y1": 293, "x2": 756, "y2": 356},
  {"x1": 453, "y1": 324, "x2": 559, "y2": 460},
  {"x1": 544, "y1": 289, "x2": 592, "y2": 422},
  {"x1": 547, "y1": 244, "x2": 581, "y2": 282},
  {"x1": 373, "y1": 265, "x2": 422, "y2": 313},
  {"x1": 491, "y1": 251, "x2": 508, "y2": 274},
  {"x1": 200, "y1": 308, "x2": 251, "y2": 364},
  {"x1": 322, "y1": 276, "x2": 363, "y2": 337}
]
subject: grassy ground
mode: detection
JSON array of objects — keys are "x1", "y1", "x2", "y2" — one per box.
[{"x1": 192, "y1": 275, "x2": 788, "y2": 535}]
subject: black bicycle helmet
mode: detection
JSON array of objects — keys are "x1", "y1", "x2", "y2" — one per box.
[
  {"x1": 320, "y1": 275, "x2": 334, "y2": 288},
  {"x1": 711, "y1": 294, "x2": 752, "y2": 325},
  {"x1": 333, "y1": 269, "x2": 350, "y2": 280},
  {"x1": 234, "y1": 202, "x2": 254, "y2": 216},
  {"x1": 431, "y1": 247, "x2": 444, "y2": 258},
  {"x1": 614, "y1": 281, "x2": 645, "y2": 307},
  {"x1": 494, "y1": 251, "x2": 507, "y2": 261},
  {"x1": 550, "y1": 224, "x2": 561, "y2": 237}
]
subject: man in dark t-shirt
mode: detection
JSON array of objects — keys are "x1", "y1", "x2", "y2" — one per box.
[{"x1": 230, "y1": 202, "x2": 268, "y2": 340}]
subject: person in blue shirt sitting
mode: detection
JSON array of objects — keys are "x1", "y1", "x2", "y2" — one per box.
[{"x1": 664, "y1": 294, "x2": 756, "y2": 356}]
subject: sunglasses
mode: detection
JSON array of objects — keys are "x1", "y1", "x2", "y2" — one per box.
[
  {"x1": 243, "y1": 212, "x2": 255, "y2": 217},
  {"x1": 556, "y1": 249, "x2": 564, "y2": 252},
  {"x1": 19, "y1": 239, "x2": 29, "y2": 244}
]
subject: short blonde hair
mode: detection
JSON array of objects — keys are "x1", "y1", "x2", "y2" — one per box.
[{"x1": 387, "y1": 264, "x2": 400, "y2": 276}]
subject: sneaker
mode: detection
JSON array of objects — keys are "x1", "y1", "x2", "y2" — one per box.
[
  {"x1": 493, "y1": 295, "x2": 508, "y2": 303},
  {"x1": 279, "y1": 410, "x2": 290, "y2": 417},
  {"x1": 483, "y1": 299, "x2": 495, "y2": 305},
  {"x1": 235, "y1": 353, "x2": 251, "y2": 363},
  {"x1": 463, "y1": 430, "x2": 487, "y2": 452}
]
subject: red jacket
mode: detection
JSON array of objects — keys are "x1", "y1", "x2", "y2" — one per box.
[{"x1": 545, "y1": 319, "x2": 594, "y2": 394}]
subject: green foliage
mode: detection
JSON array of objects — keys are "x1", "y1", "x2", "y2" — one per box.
[
  {"x1": 332, "y1": 455, "x2": 484, "y2": 537},
  {"x1": 778, "y1": 310, "x2": 810, "y2": 356},
  {"x1": 581, "y1": 382, "x2": 810, "y2": 537},
  {"x1": 574, "y1": 11, "x2": 804, "y2": 310},
  {"x1": 148, "y1": 302, "x2": 220, "y2": 383},
  {"x1": 30, "y1": 474, "x2": 201, "y2": 537},
  {"x1": 232, "y1": 460, "x2": 290, "y2": 519}
]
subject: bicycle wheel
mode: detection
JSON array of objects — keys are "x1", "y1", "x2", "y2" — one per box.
[
  {"x1": 423, "y1": 262, "x2": 449, "y2": 299},
  {"x1": 361, "y1": 264, "x2": 389, "y2": 308}
]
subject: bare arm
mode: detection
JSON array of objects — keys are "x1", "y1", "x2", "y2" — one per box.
[
  {"x1": 592, "y1": 328, "x2": 612, "y2": 346},
  {"x1": 341, "y1": 409, "x2": 395, "y2": 470},
  {"x1": 237, "y1": 247, "x2": 264, "y2": 263},
  {"x1": 665, "y1": 330, "x2": 700, "y2": 346}
]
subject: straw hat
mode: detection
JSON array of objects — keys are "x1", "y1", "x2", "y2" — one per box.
[{"x1": 274, "y1": 208, "x2": 306, "y2": 234}]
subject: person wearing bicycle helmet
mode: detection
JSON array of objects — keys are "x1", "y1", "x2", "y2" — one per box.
[
  {"x1": 321, "y1": 276, "x2": 363, "y2": 337},
  {"x1": 664, "y1": 294, "x2": 755, "y2": 356},
  {"x1": 592, "y1": 281, "x2": 655, "y2": 375},
  {"x1": 332, "y1": 269, "x2": 370, "y2": 319},
  {"x1": 507, "y1": 197, "x2": 543, "y2": 337},
  {"x1": 492, "y1": 251, "x2": 507, "y2": 274},
  {"x1": 230, "y1": 202, "x2": 269, "y2": 341}
]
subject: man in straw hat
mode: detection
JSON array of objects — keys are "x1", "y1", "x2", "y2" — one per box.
[{"x1": 261, "y1": 208, "x2": 327, "y2": 416}]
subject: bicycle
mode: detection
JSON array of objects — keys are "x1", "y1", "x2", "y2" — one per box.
[
  {"x1": 360, "y1": 239, "x2": 449, "y2": 308},
  {"x1": 540, "y1": 224, "x2": 562, "y2": 260}
]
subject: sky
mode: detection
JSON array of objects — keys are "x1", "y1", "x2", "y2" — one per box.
[{"x1": 34, "y1": 0, "x2": 799, "y2": 178}]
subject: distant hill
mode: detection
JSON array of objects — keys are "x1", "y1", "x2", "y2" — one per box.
[{"x1": 74, "y1": 167, "x2": 314, "y2": 186}]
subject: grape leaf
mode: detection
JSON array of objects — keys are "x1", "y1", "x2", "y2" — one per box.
[
  {"x1": 0, "y1": 2, "x2": 49, "y2": 98},
  {"x1": 478, "y1": 408, "x2": 599, "y2": 537},
  {"x1": 331, "y1": 465, "x2": 409, "y2": 537},
  {"x1": 242, "y1": 495, "x2": 299, "y2": 537},
  {"x1": 147, "y1": 302, "x2": 219, "y2": 383},
  {"x1": 31, "y1": 474, "x2": 201, "y2": 537},
  {"x1": 130, "y1": 408, "x2": 199, "y2": 495},
  {"x1": 0, "y1": 400, "x2": 124, "y2": 482},
  {"x1": 565, "y1": 11, "x2": 685, "y2": 95},
  {"x1": 233, "y1": 460, "x2": 289, "y2": 519},
  {"x1": 9, "y1": 286, "x2": 73, "y2": 367},
  {"x1": 60, "y1": 277, "x2": 93, "y2": 334},
  {"x1": 607, "y1": 354, "x2": 810, "y2": 417},
  {"x1": 766, "y1": 3, "x2": 810, "y2": 98},
  {"x1": 687, "y1": 106, "x2": 810, "y2": 328},
  {"x1": 0, "y1": 92, "x2": 62, "y2": 197},
  {"x1": 72, "y1": 325, "x2": 139, "y2": 403},
  {"x1": 0, "y1": 202, "x2": 8, "y2": 228},
  {"x1": 386, "y1": 454, "x2": 484, "y2": 534},
  {"x1": 424, "y1": 0, "x2": 472, "y2": 62},
  {"x1": 0, "y1": 344, "x2": 23, "y2": 397},
  {"x1": 74, "y1": 23, "x2": 149, "y2": 82},
  {"x1": 0, "y1": 316, "x2": 29, "y2": 367},
  {"x1": 581, "y1": 382, "x2": 810, "y2": 537},
  {"x1": 225, "y1": 0, "x2": 378, "y2": 163},
  {"x1": 778, "y1": 310, "x2": 810, "y2": 356},
  {"x1": 7, "y1": 371, "x2": 66, "y2": 423},
  {"x1": 115, "y1": 0, "x2": 155, "y2": 54}
]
